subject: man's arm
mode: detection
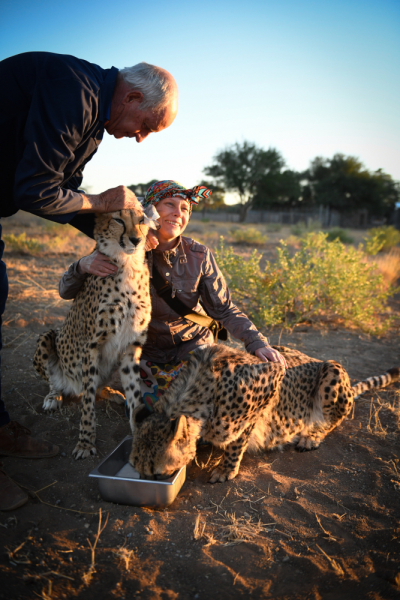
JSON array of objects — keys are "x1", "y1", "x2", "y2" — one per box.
[
  {"x1": 78, "y1": 186, "x2": 142, "y2": 213},
  {"x1": 13, "y1": 66, "x2": 139, "y2": 220},
  {"x1": 59, "y1": 251, "x2": 118, "y2": 299}
]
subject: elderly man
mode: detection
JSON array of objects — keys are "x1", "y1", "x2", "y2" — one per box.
[{"x1": 0, "y1": 51, "x2": 178, "y2": 510}]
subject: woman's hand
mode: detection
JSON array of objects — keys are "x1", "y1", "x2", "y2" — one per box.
[
  {"x1": 145, "y1": 230, "x2": 159, "y2": 251},
  {"x1": 255, "y1": 346, "x2": 288, "y2": 369},
  {"x1": 77, "y1": 250, "x2": 118, "y2": 277}
]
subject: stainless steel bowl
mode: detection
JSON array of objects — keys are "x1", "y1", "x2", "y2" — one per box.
[{"x1": 89, "y1": 436, "x2": 186, "y2": 507}]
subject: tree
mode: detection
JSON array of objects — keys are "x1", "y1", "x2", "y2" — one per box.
[
  {"x1": 127, "y1": 180, "x2": 157, "y2": 198},
  {"x1": 302, "y1": 154, "x2": 399, "y2": 217},
  {"x1": 252, "y1": 169, "x2": 301, "y2": 209},
  {"x1": 204, "y1": 142, "x2": 285, "y2": 222}
]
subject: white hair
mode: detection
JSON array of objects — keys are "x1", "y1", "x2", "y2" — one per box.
[{"x1": 119, "y1": 62, "x2": 175, "y2": 111}]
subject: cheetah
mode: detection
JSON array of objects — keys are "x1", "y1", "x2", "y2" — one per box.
[
  {"x1": 130, "y1": 344, "x2": 400, "y2": 483},
  {"x1": 33, "y1": 203, "x2": 152, "y2": 459}
]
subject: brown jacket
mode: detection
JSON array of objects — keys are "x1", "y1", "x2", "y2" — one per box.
[{"x1": 59, "y1": 236, "x2": 269, "y2": 362}]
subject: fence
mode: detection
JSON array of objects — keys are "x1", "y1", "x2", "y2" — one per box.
[{"x1": 192, "y1": 206, "x2": 341, "y2": 227}]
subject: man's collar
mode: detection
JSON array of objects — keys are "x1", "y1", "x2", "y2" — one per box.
[{"x1": 99, "y1": 66, "x2": 119, "y2": 125}]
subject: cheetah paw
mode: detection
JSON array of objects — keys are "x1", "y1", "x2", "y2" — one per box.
[
  {"x1": 42, "y1": 394, "x2": 63, "y2": 412},
  {"x1": 98, "y1": 387, "x2": 125, "y2": 405},
  {"x1": 72, "y1": 442, "x2": 97, "y2": 460},
  {"x1": 296, "y1": 436, "x2": 321, "y2": 451},
  {"x1": 209, "y1": 467, "x2": 238, "y2": 484}
]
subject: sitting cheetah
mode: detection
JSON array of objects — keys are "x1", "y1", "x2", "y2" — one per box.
[
  {"x1": 130, "y1": 344, "x2": 399, "y2": 483},
  {"x1": 33, "y1": 204, "x2": 151, "y2": 459}
]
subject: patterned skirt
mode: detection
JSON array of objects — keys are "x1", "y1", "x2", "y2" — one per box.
[{"x1": 139, "y1": 359, "x2": 187, "y2": 411}]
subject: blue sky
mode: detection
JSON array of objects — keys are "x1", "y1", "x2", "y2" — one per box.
[{"x1": 1, "y1": 0, "x2": 399, "y2": 200}]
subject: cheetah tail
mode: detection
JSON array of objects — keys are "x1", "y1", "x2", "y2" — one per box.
[{"x1": 352, "y1": 367, "x2": 400, "y2": 399}]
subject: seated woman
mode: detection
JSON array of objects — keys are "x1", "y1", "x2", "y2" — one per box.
[{"x1": 59, "y1": 180, "x2": 286, "y2": 409}]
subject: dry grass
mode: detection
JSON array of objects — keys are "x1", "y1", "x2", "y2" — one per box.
[
  {"x1": 316, "y1": 544, "x2": 344, "y2": 576},
  {"x1": 368, "y1": 247, "x2": 400, "y2": 286},
  {"x1": 113, "y1": 545, "x2": 135, "y2": 571},
  {"x1": 367, "y1": 392, "x2": 400, "y2": 438},
  {"x1": 213, "y1": 511, "x2": 276, "y2": 546},
  {"x1": 82, "y1": 509, "x2": 109, "y2": 586}
]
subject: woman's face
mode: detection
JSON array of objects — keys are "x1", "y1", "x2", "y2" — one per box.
[{"x1": 155, "y1": 196, "x2": 190, "y2": 242}]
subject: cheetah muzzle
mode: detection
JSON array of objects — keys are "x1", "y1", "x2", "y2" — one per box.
[
  {"x1": 33, "y1": 204, "x2": 152, "y2": 459},
  {"x1": 129, "y1": 344, "x2": 400, "y2": 483}
]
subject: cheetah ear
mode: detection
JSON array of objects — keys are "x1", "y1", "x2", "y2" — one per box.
[{"x1": 171, "y1": 415, "x2": 188, "y2": 442}]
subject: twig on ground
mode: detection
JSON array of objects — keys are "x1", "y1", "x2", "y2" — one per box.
[
  {"x1": 316, "y1": 544, "x2": 344, "y2": 576},
  {"x1": 82, "y1": 508, "x2": 109, "y2": 585},
  {"x1": 212, "y1": 511, "x2": 276, "y2": 546},
  {"x1": 13, "y1": 477, "x2": 102, "y2": 514},
  {"x1": 114, "y1": 545, "x2": 135, "y2": 571},
  {"x1": 12, "y1": 333, "x2": 34, "y2": 354},
  {"x1": 24, "y1": 274, "x2": 48, "y2": 292},
  {"x1": 193, "y1": 514, "x2": 206, "y2": 540},
  {"x1": 37, "y1": 571, "x2": 75, "y2": 581},
  {"x1": 209, "y1": 488, "x2": 231, "y2": 514},
  {"x1": 315, "y1": 513, "x2": 337, "y2": 542},
  {"x1": 4, "y1": 330, "x2": 25, "y2": 347},
  {"x1": 26, "y1": 399, "x2": 39, "y2": 414},
  {"x1": 34, "y1": 481, "x2": 58, "y2": 495},
  {"x1": 5, "y1": 539, "x2": 31, "y2": 564}
]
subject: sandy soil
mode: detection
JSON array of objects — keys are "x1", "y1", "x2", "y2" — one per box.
[{"x1": 1, "y1": 219, "x2": 400, "y2": 600}]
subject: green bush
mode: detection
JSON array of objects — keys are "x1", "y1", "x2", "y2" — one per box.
[
  {"x1": 364, "y1": 226, "x2": 400, "y2": 255},
  {"x1": 290, "y1": 219, "x2": 322, "y2": 237},
  {"x1": 215, "y1": 232, "x2": 393, "y2": 334},
  {"x1": 4, "y1": 232, "x2": 44, "y2": 254},
  {"x1": 229, "y1": 227, "x2": 268, "y2": 245},
  {"x1": 265, "y1": 223, "x2": 282, "y2": 233},
  {"x1": 325, "y1": 227, "x2": 354, "y2": 244}
]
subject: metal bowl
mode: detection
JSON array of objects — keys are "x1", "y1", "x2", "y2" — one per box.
[{"x1": 89, "y1": 436, "x2": 186, "y2": 507}]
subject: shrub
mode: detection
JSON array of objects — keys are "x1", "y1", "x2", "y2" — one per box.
[
  {"x1": 290, "y1": 219, "x2": 322, "y2": 237},
  {"x1": 325, "y1": 228, "x2": 354, "y2": 244},
  {"x1": 4, "y1": 232, "x2": 44, "y2": 254},
  {"x1": 229, "y1": 227, "x2": 268, "y2": 245},
  {"x1": 215, "y1": 233, "x2": 393, "y2": 334},
  {"x1": 265, "y1": 223, "x2": 282, "y2": 232},
  {"x1": 364, "y1": 225, "x2": 400, "y2": 255}
]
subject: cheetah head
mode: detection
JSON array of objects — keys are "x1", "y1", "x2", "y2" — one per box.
[
  {"x1": 129, "y1": 406, "x2": 198, "y2": 480},
  {"x1": 94, "y1": 207, "x2": 149, "y2": 260}
]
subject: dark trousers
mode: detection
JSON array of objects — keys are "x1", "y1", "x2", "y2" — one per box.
[{"x1": 0, "y1": 223, "x2": 10, "y2": 426}]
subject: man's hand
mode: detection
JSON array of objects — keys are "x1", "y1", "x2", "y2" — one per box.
[
  {"x1": 145, "y1": 230, "x2": 159, "y2": 251},
  {"x1": 255, "y1": 346, "x2": 288, "y2": 369},
  {"x1": 79, "y1": 186, "x2": 141, "y2": 213},
  {"x1": 77, "y1": 250, "x2": 118, "y2": 277}
]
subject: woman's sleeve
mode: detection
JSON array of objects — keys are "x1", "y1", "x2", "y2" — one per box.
[
  {"x1": 198, "y1": 249, "x2": 270, "y2": 354},
  {"x1": 59, "y1": 260, "x2": 88, "y2": 300}
]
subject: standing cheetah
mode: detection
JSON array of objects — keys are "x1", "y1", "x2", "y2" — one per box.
[
  {"x1": 130, "y1": 344, "x2": 400, "y2": 483},
  {"x1": 33, "y1": 204, "x2": 151, "y2": 459}
]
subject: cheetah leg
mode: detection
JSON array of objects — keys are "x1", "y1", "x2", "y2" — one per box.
[
  {"x1": 296, "y1": 361, "x2": 354, "y2": 451},
  {"x1": 32, "y1": 330, "x2": 63, "y2": 411},
  {"x1": 72, "y1": 346, "x2": 100, "y2": 460},
  {"x1": 119, "y1": 343, "x2": 143, "y2": 433},
  {"x1": 209, "y1": 424, "x2": 255, "y2": 484},
  {"x1": 33, "y1": 329, "x2": 56, "y2": 382}
]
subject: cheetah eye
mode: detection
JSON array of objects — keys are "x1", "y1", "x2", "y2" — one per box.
[{"x1": 113, "y1": 218, "x2": 125, "y2": 226}]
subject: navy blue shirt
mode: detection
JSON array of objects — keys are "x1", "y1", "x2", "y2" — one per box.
[{"x1": 0, "y1": 52, "x2": 118, "y2": 237}]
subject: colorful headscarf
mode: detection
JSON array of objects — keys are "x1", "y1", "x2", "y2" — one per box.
[{"x1": 142, "y1": 180, "x2": 212, "y2": 215}]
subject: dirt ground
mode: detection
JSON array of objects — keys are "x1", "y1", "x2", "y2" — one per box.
[{"x1": 1, "y1": 217, "x2": 400, "y2": 600}]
